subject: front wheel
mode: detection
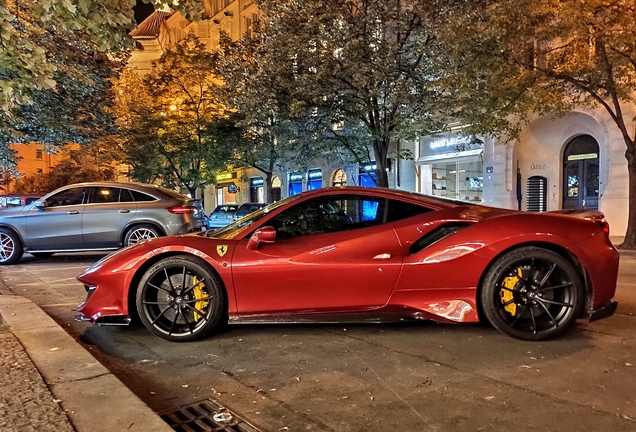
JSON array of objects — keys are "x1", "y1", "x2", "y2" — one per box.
[
  {"x1": 136, "y1": 256, "x2": 226, "y2": 342},
  {"x1": 124, "y1": 224, "x2": 160, "y2": 247},
  {"x1": 480, "y1": 247, "x2": 584, "y2": 341},
  {"x1": 0, "y1": 228, "x2": 23, "y2": 265}
]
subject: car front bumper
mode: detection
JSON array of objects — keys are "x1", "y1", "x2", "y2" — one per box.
[{"x1": 588, "y1": 300, "x2": 618, "y2": 323}]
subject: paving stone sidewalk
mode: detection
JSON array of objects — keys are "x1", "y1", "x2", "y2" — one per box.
[
  {"x1": 0, "y1": 277, "x2": 171, "y2": 432},
  {"x1": 0, "y1": 280, "x2": 74, "y2": 432},
  {"x1": 0, "y1": 325, "x2": 75, "y2": 432}
]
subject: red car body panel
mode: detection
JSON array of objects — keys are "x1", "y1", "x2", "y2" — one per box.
[{"x1": 76, "y1": 187, "x2": 619, "y2": 329}]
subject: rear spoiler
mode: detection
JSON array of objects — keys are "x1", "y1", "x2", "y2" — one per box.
[{"x1": 548, "y1": 209, "x2": 610, "y2": 235}]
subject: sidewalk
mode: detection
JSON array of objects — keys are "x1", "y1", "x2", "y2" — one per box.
[{"x1": 0, "y1": 280, "x2": 172, "y2": 432}]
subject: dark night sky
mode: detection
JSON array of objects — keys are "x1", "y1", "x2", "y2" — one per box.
[{"x1": 133, "y1": 1, "x2": 155, "y2": 24}]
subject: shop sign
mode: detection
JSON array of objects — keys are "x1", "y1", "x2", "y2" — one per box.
[
  {"x1": 216, "y1": 172, "x2": 237, "y2": 181},
  {"x1": 420, "y1": 133, "x2": 482, "y2": 157}
]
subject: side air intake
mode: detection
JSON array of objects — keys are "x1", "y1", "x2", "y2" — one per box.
[{"x1": 409, "y1": 222, "x2": 473, "y2": 255}]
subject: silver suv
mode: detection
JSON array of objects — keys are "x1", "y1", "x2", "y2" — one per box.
[{"x1": 0, "y1": 181, "x2": 205, "y2": 264}]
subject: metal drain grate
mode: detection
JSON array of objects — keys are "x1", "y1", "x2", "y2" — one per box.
[{"x1": 159, "y1": 399, "x2": 263, "y2": 432}]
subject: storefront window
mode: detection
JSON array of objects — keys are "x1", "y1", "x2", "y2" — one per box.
[
  {"x1": 250, "y1": 177, "x2": 264, "y2": 203},
  {"x1": 289, "y1": 173, "x2": 303, "y2": 196},
  {"x1": 431, "y1": 160, "x2": 483, "y2": 202},
  {"x1": 359, "y1": 163, "x2": 377, "y2": 187},
  {"x1": 307, "y1": 169, "x2": 323, "y2": 190},
  {"x1": 417, "y1": 131, "x2": 484, "y2": 203}
]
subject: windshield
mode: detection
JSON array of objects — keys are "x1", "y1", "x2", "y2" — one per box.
[{"x1": 205, "y1": 197, "x2": 294, "y2": 239}]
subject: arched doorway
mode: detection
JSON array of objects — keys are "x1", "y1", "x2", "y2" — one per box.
[
  {"x1": 562, "y1": 135, "x2": 599, "y2": 210},
  {"x1": 332, "y1": 169, "x2": 347, "y2": 187}
]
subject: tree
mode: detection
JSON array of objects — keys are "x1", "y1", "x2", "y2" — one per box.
[
  {"x1": 438, "y1": 0, "x2": 636, "y2": 248},
  {"x1": 0, "y1": 0, "x2": 204, "y2": 112},
  {"x1": 245, "y1": 0, "x2": 450, "y2": 188},
  {"x1": 215, "y1": 32, "x2": 320, "y2": 203},
  {"x1": 110, "y1": 35, "x2": 233, "y2": 197}
]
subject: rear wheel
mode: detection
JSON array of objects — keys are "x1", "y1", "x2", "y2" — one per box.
[
  {"x1": 136, "y1": 256, "x2": 226, "y2": 342},
  {"x1": 125, "y1": 224, "x2": 160, "y2": 247},
  {"x1": 0, "y1": 228, "x2": 23, "y2": 265},
  {"x1": 480, "y1": 247, "x2": 584, "y2": 341}
]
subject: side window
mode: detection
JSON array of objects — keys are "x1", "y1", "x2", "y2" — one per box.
[
  {"x1": 90, "y1": 187, "x2": 120, "y2": 204},
  {"x1": 46, "y1": 188, "x2": 86, "y2": 207},
  {"x1": 386, "y1": 199, "x2": 432, "y2": 222},
  {"x1": 268, "y1": 195, "x2": 386, "y2": 238},
  {"x1": 131, "y1": 190, "x2": 157, "y2": 202},
  {"x1": 119, "y1": 188, "x2": 134, "y2": 203}
]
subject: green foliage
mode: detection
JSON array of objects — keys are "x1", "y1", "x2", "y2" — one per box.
[
  {"x1": 241, "y1": 0, "x2": 452, "y2": 187},
  {"x1": 439, "y1": 0, "x2": 636, "y2": 247},
  {"x1": 215, "y1": 29, "x2": 322, "y2": 202},
  {"x1": 439, "y1": 0, "x2": 636, "y2": 138},
  {"x1": 0, "y1": 0, "x2": 204, "y2": 112},
  {"x1": 110, "y1": 35, "x2": 233, "y2": 197}
]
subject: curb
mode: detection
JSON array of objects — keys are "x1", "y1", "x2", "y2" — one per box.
[{"x1": 0, "y1": 295, "x2": 172, "y2": 432}]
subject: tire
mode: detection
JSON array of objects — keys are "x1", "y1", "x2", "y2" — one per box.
[
  {"x1": 30, "y1": 252, "x2": 54, "y2": 258},
  {"x1": 135, "y1": 256, "x2": 227, "y2": 342},
  {"x1": 0, "y1": 228, "x2": 23, "y2": 265},
  {"x1": 124, "y1": 224, "x2": 161, "y2": 247},
  {"x1": 480, "y1": 247, "x2": 584, "y2": 341}
]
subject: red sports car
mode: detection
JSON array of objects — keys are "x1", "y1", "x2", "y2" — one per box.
[{"x1": 76, "y1": 187, "x2": 619, "y2": 342}]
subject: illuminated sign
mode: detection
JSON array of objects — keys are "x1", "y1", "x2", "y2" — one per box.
[
  {"x1": 216, "y1": 172, "x2": 237, "y2": 181},
  {"x1": 567, "y1": 153, "x2": 597, "y2": 161},
  {"x1": 429, "y1": 136, "x2": 471, "y2": 149}
]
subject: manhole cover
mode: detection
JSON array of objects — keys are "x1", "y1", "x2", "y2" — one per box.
[{"x1": 159, "y1": 398, "x2": 264, "y2": 432}]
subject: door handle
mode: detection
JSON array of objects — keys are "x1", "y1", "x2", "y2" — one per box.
[
  {"x1": 119, "y1": 209, "x2": 131, "y2": 213},
  {"x1": 67, "y1": 210, "x2": 79, "y2": 215},
  {"x1": 373, "y1": 253, "x2": 392, "y2": 260}
]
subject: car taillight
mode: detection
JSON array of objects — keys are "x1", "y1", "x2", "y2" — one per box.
[
  {"x1": 597, "y1": 220, "x2": 610, "y2": 236},
  {"x1": 167, "y1": 206, "x2": 196, "y2": 215}
]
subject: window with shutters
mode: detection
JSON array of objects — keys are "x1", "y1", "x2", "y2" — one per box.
[{"x1": 527, "y1": 176, "x2": 547, "y2": 212}]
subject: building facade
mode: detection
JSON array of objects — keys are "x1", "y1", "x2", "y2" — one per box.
[{"x1": 129, "y1": 1, "x2": 633, "y2": 237}]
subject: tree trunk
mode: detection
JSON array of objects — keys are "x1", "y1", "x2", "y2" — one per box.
[
  {"x1": 265, "y1": 173, "x2": 274, "y2": 204},
  {"x1": 620, "y1": 144, "x2": 636, "y2": 249},
  {"x1": 373, "y1": 137, "x2": 390, "y2": 188}
]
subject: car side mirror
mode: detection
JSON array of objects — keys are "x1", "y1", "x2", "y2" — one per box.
[
  {"x1": 246, "y1": 226, "x2": 276, "y2": 251},
  {"x1": 34, "y1": 200, "x2": 46, "y2": 209}
]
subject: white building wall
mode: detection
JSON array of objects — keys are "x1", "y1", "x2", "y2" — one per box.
[{"x1": 489, "y1": 107, "x2": 633, "y2": 237}]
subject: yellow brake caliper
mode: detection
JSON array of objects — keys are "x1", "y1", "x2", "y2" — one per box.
[
  {"x1": 500, "y1": 268, "x2": 522, "y2": 316},
  {"x1": 192, "y1": 276, "x2": 210, "y2": 322}
]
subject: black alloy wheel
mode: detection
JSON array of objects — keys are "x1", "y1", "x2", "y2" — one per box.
[
  {"x1": 480, "y1": 247, "x2": 584, "y2": 341},
  {"x1": 136, "y1": 256, "x2": 226, "y2": 342}
]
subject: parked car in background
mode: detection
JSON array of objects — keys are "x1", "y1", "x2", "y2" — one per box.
[
  {"x1": 206, "y1": 204, "x2": 239, "y2": 230},
  {"x1": 233, "y1": 203, "x2": 267, "y2": 221},
  {"x1": 0, "y1": 194, "x2": 43, "y2": 209},
  {"x1": 0, "y1": 181, "x2": 205, "y2": 265},
  {"x1": 206, "y1": 203, "x2": 268, "y2": 230}
]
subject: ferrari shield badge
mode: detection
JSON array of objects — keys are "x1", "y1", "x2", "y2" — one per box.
[{"x1": 216, "y1": 245, "x2": 228, "y2": 257}]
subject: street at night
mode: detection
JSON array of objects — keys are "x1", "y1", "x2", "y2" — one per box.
[{"x1": 1, "y1": 250, "x2": 635, "y2": 431}]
